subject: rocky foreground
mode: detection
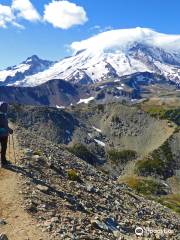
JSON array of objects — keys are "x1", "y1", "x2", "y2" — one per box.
[{"x1": 4, "y1": 124, "x2": 178, "y2": 240}]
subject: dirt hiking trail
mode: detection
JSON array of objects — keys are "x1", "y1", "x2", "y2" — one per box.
[{"x1": 0, "y1": 129, "x2": 49, "y2": 240}]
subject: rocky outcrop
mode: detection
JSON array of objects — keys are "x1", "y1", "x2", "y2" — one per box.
[{"x1": 0, "y1": 79, "x2": 81, "y2": 107}]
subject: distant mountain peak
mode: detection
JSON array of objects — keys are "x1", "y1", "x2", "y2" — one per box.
[
  {"x1": 25, "y1": 55, "x2": 40, "y2": 63},
  {"x1": 1, "y1": 28, "x2": 180, "y2": 88},
  {"x1": 0, "y1": 55, "x2": 54, "y2": 86}
]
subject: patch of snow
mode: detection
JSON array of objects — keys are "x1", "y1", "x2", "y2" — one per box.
[
  {"x1": 0, "y1": 64, "x2": 30, "y2": 82},
  {"x1": 77, "y1": 96, "x2": 95, "y2": 104},
  {"x1": 94, "y1": 139, "x2": 105, "y2": 147},
  {"x1": 88, "y1": 133, "x2": 92, "y2": 138},
  {"x1": 92, "y1": 126, "x2": 102, "y2": 133},
  {"x1": 56, "y1": 105, "x2": 65, "y2": 109},
  {"x1": 116, "y1": 86, "x2": 123, "y2": 90}
]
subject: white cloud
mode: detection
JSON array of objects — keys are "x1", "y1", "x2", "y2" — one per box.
[
  {"x1": 0, "y1": 0, "x2": 87, "y2": 30},
  {"x1": 0, "y1": 0, "x2": 41, "y2": 28},
  {"x1": 70, "y1": 27, "x2": 180, "y2": 54},
  {"x1": 0, "y1": 4, "x2": 15, "y2": 28},
  {"x1": 44, "y1": 0, "x2": 88, "y2": 29},
  {"x1": 12, "y1": 0, "x2": 41, "y2": 22}
]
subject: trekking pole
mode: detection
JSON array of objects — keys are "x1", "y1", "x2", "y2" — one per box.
[
  {"x1": 8, "y1": 135, "x2": 11, "y2": 160},
  {"x1": 12, "y1": 134, "x2": 17, "y2": 164}
]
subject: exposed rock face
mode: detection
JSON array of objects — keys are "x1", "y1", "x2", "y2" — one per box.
[{"x1": 0, "y1": 79, "x2": 81, "y2": 107}]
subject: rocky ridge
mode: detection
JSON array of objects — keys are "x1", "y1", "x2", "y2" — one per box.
[{"x1": 7, "y1": 120, "x2": 179, "y2": 240}]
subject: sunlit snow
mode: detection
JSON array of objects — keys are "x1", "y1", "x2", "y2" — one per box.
[
  {"x1": 94, "y1": 139, "x2": 105, "y2": 147},
  {"x1": 1, "y1": 27, "x2": 180, "y2": 86},
  {"x1": 56, "y1": 105, "x2": 65, "y2": 109},
  {"x1": 92, "y1": 126, "x2": 102, "y2": 133},
  {"x1": 77, "y1": 97, "x2": 95, "y2": 104}
]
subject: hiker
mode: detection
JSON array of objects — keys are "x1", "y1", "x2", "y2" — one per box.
[{"x1": 0, "y1": 102, "x2": 13, "y2": 167}]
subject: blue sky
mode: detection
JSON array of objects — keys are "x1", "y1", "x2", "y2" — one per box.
[{"x1": 0, "y1": 0, "x2": 180, "y2": 69}]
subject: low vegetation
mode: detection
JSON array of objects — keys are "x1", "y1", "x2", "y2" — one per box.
[
  {"x1": 157, "y1": 194, "x2": 180, "y2": 214},
  {"x1": 97, "y1": 104, "x2": 105, "y2": 113},
  {"x1": 121, "y1": 176, "x2": 180, "y2": 213},
  {"x1": 33, "y1": 149, "x2": 43, "y2": 156},
  {"x1": 107, "y1": 149, "x2": 137, "y2": 164},
  {"x1": 135, "y1": 140, "x2": 174, "y2": 179},
  {"x1": 120, "y1": 176, "x2": 167, "y2": 195},
  {"x1": 68, "y1": 143, "x2": 96, "y2": 165},
  {"x1": 140, "y1": 102, "x2": 180, "y2": 126},
  {"x1": 67, "y1": 169, "x2": 80, "y2": 182}
]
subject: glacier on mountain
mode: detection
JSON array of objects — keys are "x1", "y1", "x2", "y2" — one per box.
[{"x1": 1, "y1": 27, "x2": 180, "y2": 87}]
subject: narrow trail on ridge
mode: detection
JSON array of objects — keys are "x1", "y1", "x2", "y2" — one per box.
[{"x1": 0, "y1": 124, "x2": 49, "y2": 240}]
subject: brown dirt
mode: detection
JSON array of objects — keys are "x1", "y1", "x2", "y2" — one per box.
[{"x1": 0, "y1": 128, "x2": 49, "y2": 240}]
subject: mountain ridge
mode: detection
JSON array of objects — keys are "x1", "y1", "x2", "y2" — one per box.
[
  {"x1": 1, "y1": 28, "x2": 180, "y2": 89},
  {"x1": 0, "y1": 55, "x2": 54, "y2": 86}
]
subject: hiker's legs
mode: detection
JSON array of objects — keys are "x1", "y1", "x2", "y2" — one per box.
[{"x1": 0, "y1": 136, "x2": 8, "y2": 164}]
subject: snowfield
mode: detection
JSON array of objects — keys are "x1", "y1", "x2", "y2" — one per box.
[
  {"x1": 77, "y1": 97, "x2": 95, "y2": 104},
  {"x1": 0, "y1": 64, "x2": 30, "y2": 82},
  {"x1": 56, "y1": 105, "x2": 65, "y2": 109},
  {"x1": 94, "y1": 139, "x2": 106, "y2": 147},
  {"x1": 1, "y1": 27, "x2": 180, "y2": 87}
]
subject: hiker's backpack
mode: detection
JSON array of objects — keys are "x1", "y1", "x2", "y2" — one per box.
[
  {"x1": 0, "y1": 112, "x2": 8, "y2": 137},
  {"x1": 0, "y1": 102, "x2": 9, "y2": 137}
]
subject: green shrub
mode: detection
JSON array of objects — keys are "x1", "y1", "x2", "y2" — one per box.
[
  {"x1": 120, "y1": 176, "x2": 166, "y2": 196},
  {"x1": 174, "y1": 126, "x2": 180, "y2": 133},
  {"x1": 157, "y1": 194, "x2": 180, "y2": 214},
  {"x1": 164, "y1": 108, "x2": 180, "y2": 126},
  {"x1": 108, "y1": 149, "x2": 137, "y2": 164},
  {"x1": 121, "y1": 177, "x2": 180, "y2": 213},
  {"x1": 135, "y1": 141, "x2": 174, "y2": 179},
  {"x1": 68, "y1": 143, "x2": 96, "y2": 165},
  {"x1": 135, "y1": 157, "x2": 165, "y2": 177},
  {"x1": 67, "y1": 169, "x2": 80, "y2": 181},
  {"x1": 33, "y1": 149, "x2": 43, "y2": 156},
  {"x1": 146, "y1": 107, "x2": 166, "y2": 118},
  {"x1": 111, "y1": 115, "x2": 120, "y2": 123},
  {"x1": 97, "y1": 104, "x2": 104, "y2": 112},
  {"x1": 146, "y1": 106, "x2": 180, "y2": 126}
]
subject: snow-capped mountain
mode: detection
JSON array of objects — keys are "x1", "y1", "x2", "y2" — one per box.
[
  {"x1": 0, "y1": 55, "x2": 54, "y2": 86},
  {"x1": 1, "y1": 27, "x2": 180, "y2": 87}
]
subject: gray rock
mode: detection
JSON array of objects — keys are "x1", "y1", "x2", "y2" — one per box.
[
  {"x1": 0, "y1": 220, "x2": 7, "y2": 226},
  {"x1": 176, "y1": 233, "x2": 180, "y2": 240},
  {"x1": 50, "y1": 217, "x2": 59, "y2": 223},
  {"x1": 36, "y1": 185, "x2": 49, "y2": 192},
  {"x1": 32, "y1": 155, "x2": 42, "y2": 162},
  {"x1": 91, "y1": 219, "x2": 109, "y2": 231},
  {"x1": 0, "y1": 234, "x2": 8, "y2": 240},
  {"x1": 113, "y1": 230, "x2": 121, "y2": 238}
]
